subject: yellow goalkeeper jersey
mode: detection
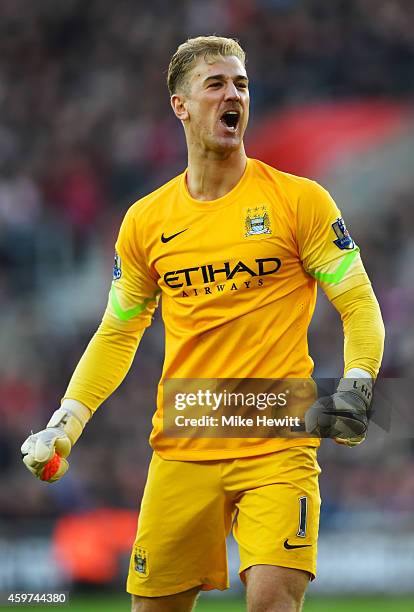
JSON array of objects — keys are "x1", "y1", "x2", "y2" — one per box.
[{"x1": 65, "y1": 157, "x2": 368, "y2": 460}]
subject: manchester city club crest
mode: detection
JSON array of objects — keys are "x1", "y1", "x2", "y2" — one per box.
[
  {"x1": 245, "y1": 206, "x2": 272, "y2": 237},
  {"x1": 134, "y1": 546, "x2": 149, "y2": 577}
]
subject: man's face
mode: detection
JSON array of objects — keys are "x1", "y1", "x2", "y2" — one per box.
[{"x1": 176, "y1": 55, "x2": 250, "y2": 155}]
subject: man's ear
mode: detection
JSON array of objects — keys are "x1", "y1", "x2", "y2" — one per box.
[{"x1": 171, "y1": 93, "x2": 189, "y2": 121}]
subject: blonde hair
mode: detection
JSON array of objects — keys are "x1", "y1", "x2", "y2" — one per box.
[{"x1": 167, "y1": 35, "x2": 246, "y2": 95}]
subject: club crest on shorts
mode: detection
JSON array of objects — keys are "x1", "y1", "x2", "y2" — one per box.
[
  {"x1": 134, "y1": 546, "x2": 149, "y2": 577},
  {"x1": 113, "y1": 251, "x2": 122, "y2": 280},
  {"x1": 332, "y1": 218, "x2": 355, "y2": 250},
  {"x1": 245, "y1": 206, "x2": 272, "y2": 237}
]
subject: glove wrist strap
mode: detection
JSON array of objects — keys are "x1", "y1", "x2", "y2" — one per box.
[
  {"x1": 337, "y1": 377, "x2": 373, "y2": 408},
  {"x1": 47, "y1": 401, "x2": 91, "y2": 445}
]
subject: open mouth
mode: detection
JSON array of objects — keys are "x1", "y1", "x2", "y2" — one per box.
[{"x1": 220, "y1": 111, "x2": 240, "y2": 131}]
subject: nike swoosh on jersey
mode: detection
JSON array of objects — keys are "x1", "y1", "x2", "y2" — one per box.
[
  {"x1": 283, "y1": 539, "x2": 312, "y2": 550},
  {"x1": 161, "y1": 229, "x2": 188, "y2": 243}
]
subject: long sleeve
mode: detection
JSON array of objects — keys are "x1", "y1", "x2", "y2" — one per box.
[
  {"x1": 296, "y1": 179, "x2": 385, "y2": 378},
  {"x1": 63, "y1": 204, "x2": 160, "y2": 411},
  {"x1": 316, "y1": 253, "x2": 385, "y2": 378},
  {"x1": 330, "y1": 281, "x2": 385, "y2": 378},
  {"x1": 63, "y1": 312, "x2": 147, "y2": 411}
]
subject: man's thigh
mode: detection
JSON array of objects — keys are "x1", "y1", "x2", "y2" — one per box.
[
  {"x1": 245, "y1": 565, "x2": 309, "y2": 612},
  {"x1": 231, "y1": 446, "x2": 321, "y2": 581},
  {"x1": 127, "y1": 453, "x2": 232, "y2": 597},
  {"x1": 131, "y1": 586, "x2": 200, "y2": 612}
]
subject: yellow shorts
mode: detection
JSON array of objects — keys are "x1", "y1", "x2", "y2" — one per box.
[{"x1": 127, "y1": 446, "x2": 321, "y2": 597}]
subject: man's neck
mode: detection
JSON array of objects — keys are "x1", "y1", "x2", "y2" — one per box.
[{"x1": 186, "y1": 147, "x2": 247, "y2": 201}]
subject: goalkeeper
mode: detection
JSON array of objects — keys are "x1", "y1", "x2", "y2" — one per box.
[{"x1": 21, "y1": 35, "x2": 384, "y2": 612}]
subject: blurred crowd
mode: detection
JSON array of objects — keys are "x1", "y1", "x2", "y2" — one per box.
[{"x1": 1, "y1": 0, "x2": 414, "y2": 521}]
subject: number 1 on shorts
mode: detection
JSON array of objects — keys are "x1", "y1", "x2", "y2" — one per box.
[{"x1": 297, "y1": 496, "x2": 307, "y2": 537}]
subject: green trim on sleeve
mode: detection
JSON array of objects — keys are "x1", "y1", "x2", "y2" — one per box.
[
  {"x1": 310, "y1": 247, "x2": 360, "y2": 284},
  {"x1": 110, "y1": 285, "x2": 160, "y2": 321}
]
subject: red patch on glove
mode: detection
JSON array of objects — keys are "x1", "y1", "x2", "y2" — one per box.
[{"x1": 41, "y1": 453, "x2": 61, "y2": 481}]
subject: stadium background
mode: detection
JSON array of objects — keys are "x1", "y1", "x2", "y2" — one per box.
[{"x1": 1, "y1": 0, "x2": 413, "y2": 610}]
